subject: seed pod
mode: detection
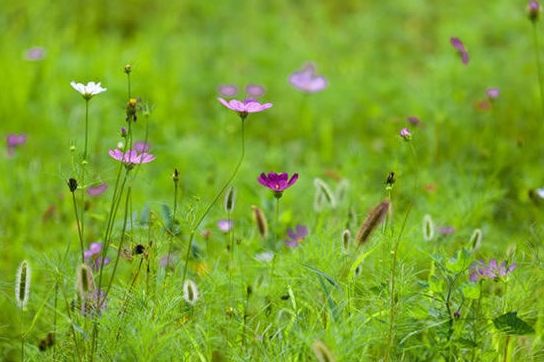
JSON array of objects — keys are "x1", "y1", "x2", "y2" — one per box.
[
  {"x1": 470, "y1": 228, "x2": 482, "y2": 251},
  {"x1": 76, "y1": 264, "x2": 95, "y2": 299},
  {"x1": 252, "y1": 205, "x2": 268, "y2": 239},
  {"x1": 311, "y1": 340, "x2": 336, "y2": 362},
  {"x1": 423, "y1": 214, "x2": 434, "y2": 241},
  {"x1": 341, "y1": 229, "x2": 351, "y2": 254},
  {"x1": 15, "y1": 260, "x2": 31, "y2": 309},
  {"x1": 183, "y1": 280, "x2": 199, "y2": 306},
  {"x1": 224, "y1": 186, "x2": 236, "y2": 213},
  {"x1": 355, "y1": 200, "x2": 390, "y2": 246}
]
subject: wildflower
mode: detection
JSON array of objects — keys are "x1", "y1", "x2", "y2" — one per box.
[
  {"x1": 108, "y1": 148, "x2": 155, "y2": 167},
  {"x1": 218, "y1": 98, "x2": 272, "y2": 120},
  {"x1": 486, "y1": 88, "x2": 500, "y2": 100},
  {"x1": 70, "y1": 81, "x2": 107, "y2": 100},
  {"x1": 285, "y1": 225, "x2": 308, "y2": 247},
  {"x1": 528, "y1": 0, "x2": 540, "y2": 22},
  {"x1": 217, "y1": 219, "x2": 233, "y2": 233},
  {"x1": 400, "y1": 128, "x2": 412, "y2": 141},
  {"x1": 289, "y1": 63, "x2": 328, "y2": 93},
  {"x1": 258, "y1": 172, "x2": 299, "y2": 198},
  {"x1": 469, "y1": 259, "x2": 516, "y2": 282},
  {"x1": 15, "y1": 260, "x2": 31, "y2": 309},
  {"x1": 423, "y1": 214, "x2": 435, "y2": 241},
  {"x1": 246, "y1": 84, "x2": 265, "y2": 97},
  {"x1": 218, "y1": 84, "x2": 238, "y2": 97},
  {"x1": 355, "y1": 200, "x2": 390, "y2": 246},
  {"x1": 450, "y1": 37, "x2": 469, "y2": 65},
  {"x1": 6, "y1": 133, "x2": 26, "y2": 157},
  {"x1": 407, "y1": 116, "x2": 420, "y2": 126},
  {"x1": 87, "y1": 183, "x2": 108, "y2": 197},
  {"x1": 133, "y1": 141, "x2": 150, "y2": 153},
  {"x1": 183, "y1": 280, "x2": 200, "y2": 306},
  {"x1": 84, "y1": 242, "x2": 110, "y2": 271},
  {"x1": 24, "y1": 47, "x2": 45, "y2": 61}
]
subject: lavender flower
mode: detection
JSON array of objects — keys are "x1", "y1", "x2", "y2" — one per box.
[
  {"x1": 133, "y1": 141, "x2": 150, "y2": 153},
  {"x1": 218, "y1": 98, "x2": 272, "y2": 119},
  {"x1": 87, "y1": 183, "x2": 108, "y2": 197},
  {"x1": 486, "y1": 88, "x2": 500, "y2": 100},
  {"x1": 6, "y1": 133, "x2": 26, "y2": 157},
  {"x1": 24, "y1": 47, "x2": 45, "y2": 61},
  {"x1": 246, "y1": 84, "x2": 265, "y2": 98},
  {"x1": 217, "y1": 219, "x2": 233, "y2": 233},
  {"x1": 469, "y1": 259, "x2": 516, "y2": 282},
  {"x1": 289, "y1": 63, "x2": 327, "y2": 93},
  {"x1": 528, "y1": 0, "x2": 540, "y2": 22},
  {"x1": 400, "y1": 128, "x2": 412, "y2": 141},
  {"x1": 450, "y1": 37, "x2": 469, "y2": 65},
  {"x1": 258, "y1": 172, "x2": 299, "y2": 198},
  {"x1": 108, "y1": 148, "x2": 155, "y2": 167},
  {"x1": 83, "y1": 242, "x2": 110, "y2": 271},
  {"x1": 285, "y1": 225, "x2": 308, "y2": 248},
  {"x1": 438, "y1": 226, "x2": 455, "y2": 235},
  {"x1": 218, "y1": 84, "x2": 238, "y2": 97}
]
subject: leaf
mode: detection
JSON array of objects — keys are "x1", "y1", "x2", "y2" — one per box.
[
  {"x1": 461, "y1": 282, "x2": 480, "y2": 300},
  {"x1": 303, "y1": 263, "x2": 338, "y2": 288},
  {"x1": 493, "y1": 312, "x2": 535, "y2": 335}
]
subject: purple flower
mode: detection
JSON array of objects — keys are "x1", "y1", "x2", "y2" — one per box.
[
  {"x1": 6, "y1": 134, "x2": 26, "y2": 157},
  {"x1": 438, "y1": 226, "x2": 455, "y2": 235},
  {"x1": 24, "y1": 47, "x2": 45, "y2": 61},
  {"x1": 469, "y1": 259, "x2": 516, "y2": 282},
  {"x1": 218, "y1": 98, "x2": 272, "y2": 119},
  {"x1": 400, "y1": 128, "x2": 412, "y2": 141},
  {"x1": 218, "y1": 84, "x2": 238, "y2": 97},
  {"x1": 108, "y1": 148, "x2": 155, "y2": 166},
  {"x1": 246, "y1": 84, "x2": 265, "y2": 98},
  {"x1": 285, "y1": 225, "x2": 308, "y2": 248},
  {"x1": 450, "y1": 37, "x2": 469, "y2": 65},
  {"x1": 217, "y1": 219, "x2": 233, "y2": 233},
  {"x1": 289, "y1": 63, "x2": 327, "y2": 93},
  {"x1": 486, "y1": 88, "x2": 500, "y2": 100},
  {"x1": 87, "y1": 183, "x2": 108, "y2": 197},
  {"x1": 133, "y1": 141, "x2": 150, "y2": 153},
  {"x1": 258, "y1": 172, "x2": 299, "y2": 197},
  {"x1": 84, "y1": 242, "x2": 110, "y2": 271},
  {"x1": 407, "y1": 116, "x2": 420, "y2": 126}
]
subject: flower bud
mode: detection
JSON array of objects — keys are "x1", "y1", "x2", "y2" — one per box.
[{"x1": 67, "y1": 178, "x2": 78, "y2": 192}]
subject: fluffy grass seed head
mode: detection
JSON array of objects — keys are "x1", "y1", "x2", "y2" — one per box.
[
  {"x1": 355, "y1": 200, "x2": 390, "y2": 246},
  {"x1": 224, "y1": 186, "x2": 236, "y2": 213},
  {"x1": 76, "y1": 264, "x2": 95, "y2": 299},
  {"x1": 252, "y1": 205, "x2": 268, "y2": 239},
  {"x1": 469, "y1": 228, "x2": 483, "y2": 251},
  {"x1": 342, "y1": 229, "x2": 351, "y2": 254},
  {"x1": 423, "y1": 214, "x2": 435, "y2": 241},
  {"x1": 15, "y1": 260, "x2": 31, "y2": 309},
  {"x1": 183, "y1": 279, "x2": 200, "y2": 306},
  {"x1": 313, "y1": 178, "x2": 337, "y2": 208},
  {"x1": 311, "y1": 340, "x2": 336, "y2": 362}
]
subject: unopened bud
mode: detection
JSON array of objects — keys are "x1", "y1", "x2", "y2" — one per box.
[{"x1": 67, "y1": 178, "x2": 78, "y2": 192}]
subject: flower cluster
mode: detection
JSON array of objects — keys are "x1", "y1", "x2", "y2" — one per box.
[{"x1": 469, "y1": 259, "x2": 516, "y2": 282}]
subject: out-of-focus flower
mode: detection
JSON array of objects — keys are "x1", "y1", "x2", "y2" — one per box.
[
  {"x1": 133, "y1": 141, "x2": 150, "y2": 153},
  {"x1": 24, "y1": 47, "x2": 45, "y2": 61},
  {"x1": 70, "y1": 81, "x2": 107, "y2": 100},
  {"x1": 218, "y1": 84, "x2": 238, "y2": 97},
  {"x1": 258, "y1": 172, "x2": 299, "y2": 198},
  {"x1": 469, "y1": 259, "x2": 516, "y2": 282},
  {"x1": 528, "y1": 1, "x2": 541, "y2": 22},
  {"x1": 217, "y1": 219, "x2": 233, "y2": 233},
  {"x1": 108, "y1": 148, "x2": 155, "y2": 167},
  {"x1": 87, "y1": 183, "x2": 108, "y2": 197},
  {"x1": 438, "y1": 226, "x2": 455, "y2": 235},
  {"x1": 246, "y1": 84, "x2": 265, "y2": 98},
  {"x1": 83, "y1": 242, "x2": 110, "y2": 271},
  {"x1": 289, "y1": 63, "x2": 327, "y2": 93},
  {"x1": 400, "y1": 128, "x2": 412, "y2": 141},
  {"x1": 407, "y1": 116, "x2": 420, "y2": 126},
  {"x1": 6, "y1": 134, "x2": 26, "y2": 157},
  {"x1": 285, "y1": 225, "x2": 308, "y2": 248},
  {"x1": 450, "y1": 37, "x2": 469, "y2": 65},
  {"x1": 218, "y1": 98, "x2": 272, "y2": 119},
  {"x1": 160, "y1": 254, "x2": 177, "y2": 269},
  {"x1": 486, "y1": 88, "x2": 500, "y2": 100}
]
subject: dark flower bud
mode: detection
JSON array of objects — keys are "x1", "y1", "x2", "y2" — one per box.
[
  {"x1": 120, "y1": 127, "x2": 127, "y2": 138},
  {"x1": 67, "y1": 178, "x2": 78, "y2": 192},
  {"x1": 385, "y1": 171, "x2": 395, "y2": 189},
  {"x1": 133, "y1": 244, "x2": 145, "y2": 255},
  {"x1": 528, "y1": 1, "x2": 540, "y2": 22},
  {"x1": 173, "y1": 168, "x2": 180, "y2": 183}
]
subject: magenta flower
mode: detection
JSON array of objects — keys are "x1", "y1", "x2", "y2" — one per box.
[
  {"x1": 108, "y1": 148, "x2": 155, "y2": 167},
  {"x1": 84, "y1": 242, "x2": 110, "y2": 272},
  {"x1": 218, "y1": 98, "x2": 272, "y2": 119},
  {"x1": 217, "y1": 219, "x2": 233, "y2": 233},
  {"x1": 87, "y1": 183, "x2": 108, "y2": 197},
  {"x1": 469, "y1": 259, "x2": 516, "y2": 282},
  {"x1": 218, "y1": 84, "x2": 238, "y2": 97},
  {"x1": 6, "y1": 133, "x2": 27, "y2": 157},
  {"x1": 289, "y1": 63, "x2": 327, "y2": 93},
  {"x1": 400, "y1": 128, "x2": 412, "y2": 141},
  {"x1": 246, "y1": 84, "x2": 265, "y2": 98},
  {"x1": 450, "y1": 37, "x2": 469, "y2": 65},
  {"x1": 285, "y1": 225, "x2": 308, "y2": 248},
  {"x1": 486, "y1": 88, "x2": 500, "y2": 100},
  {"x1": 258, "y1": 172, "x2": 299, "y2": 198}
]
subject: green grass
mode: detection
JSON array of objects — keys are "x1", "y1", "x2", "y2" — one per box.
[{"x1": 1, "y1": 0, "x2": 544, "y2": 360}]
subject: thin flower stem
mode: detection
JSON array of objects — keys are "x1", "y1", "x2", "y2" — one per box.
[
  {"x1": 181, "y1": 118, "x2": 246, "y2": 286},
  {"x1": 275, "y1": 197, "x2": 280, "y2": 245},
  {"x1": 80, "y1": 99, "x2": 90, "y2": 265},
  {"x1": 83, "y1": 99, "x2": 89, "y2": 161},
  {"x1": 71, "y1": 191, "x2": 85, "y2": 263},
  {"x1": 533, "y1": 23, "x2": 544, "y2": 118},
  {"x1": 166, "y1": 175, "x2": 179, "y2": 278}
]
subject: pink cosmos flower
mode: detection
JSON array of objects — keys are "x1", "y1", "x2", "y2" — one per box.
[
  {"x1": 400, "y1": 128, "x2": 412, "y2": 141},
  {"x1": 258, "y1": 172, "x2": 299, "y2": 197},
  {"x1": 218, "y1": 98, "x2": 272, "y2": 119},
  {"x1": 469, "y1": 259, "x2": 516, "y2": 282},
  {"x1": 450, "y1": 37, "x2": 469, "y2": 65},
  {"x1": 108, "y1": 148, "x2": 155, "y2": 166},
  {"x1": 87, "y1": 183, "x2": 108, "y2": 197},
  {"x1": 218, "y1": 84, "x2": 238, "y2": 97},
  {"x1": 289, "y1": 63, "x2": 327, "y2": 93},
  {"x1": 134, "y1": 141, "x2": 150, "y2": 153}
]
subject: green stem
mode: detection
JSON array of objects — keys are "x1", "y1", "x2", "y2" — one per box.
[
  {"x1": 533, "y1": 23, "x2": 544, "y2": 118},
  {"x1": 71, "y1": 191, "x2": 85, "y2": 263},
  {"x1": 181, "y1": 118, "x2": 246, "y2": 285}
]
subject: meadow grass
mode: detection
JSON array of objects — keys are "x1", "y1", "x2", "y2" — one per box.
[{"x1": 1, "y1": 0, "x2": 544, "y2": 360}]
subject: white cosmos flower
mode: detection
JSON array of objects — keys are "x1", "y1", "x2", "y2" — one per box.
[{"x1": 70, "y1": 81, "x2": 107, "y2": 100}]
